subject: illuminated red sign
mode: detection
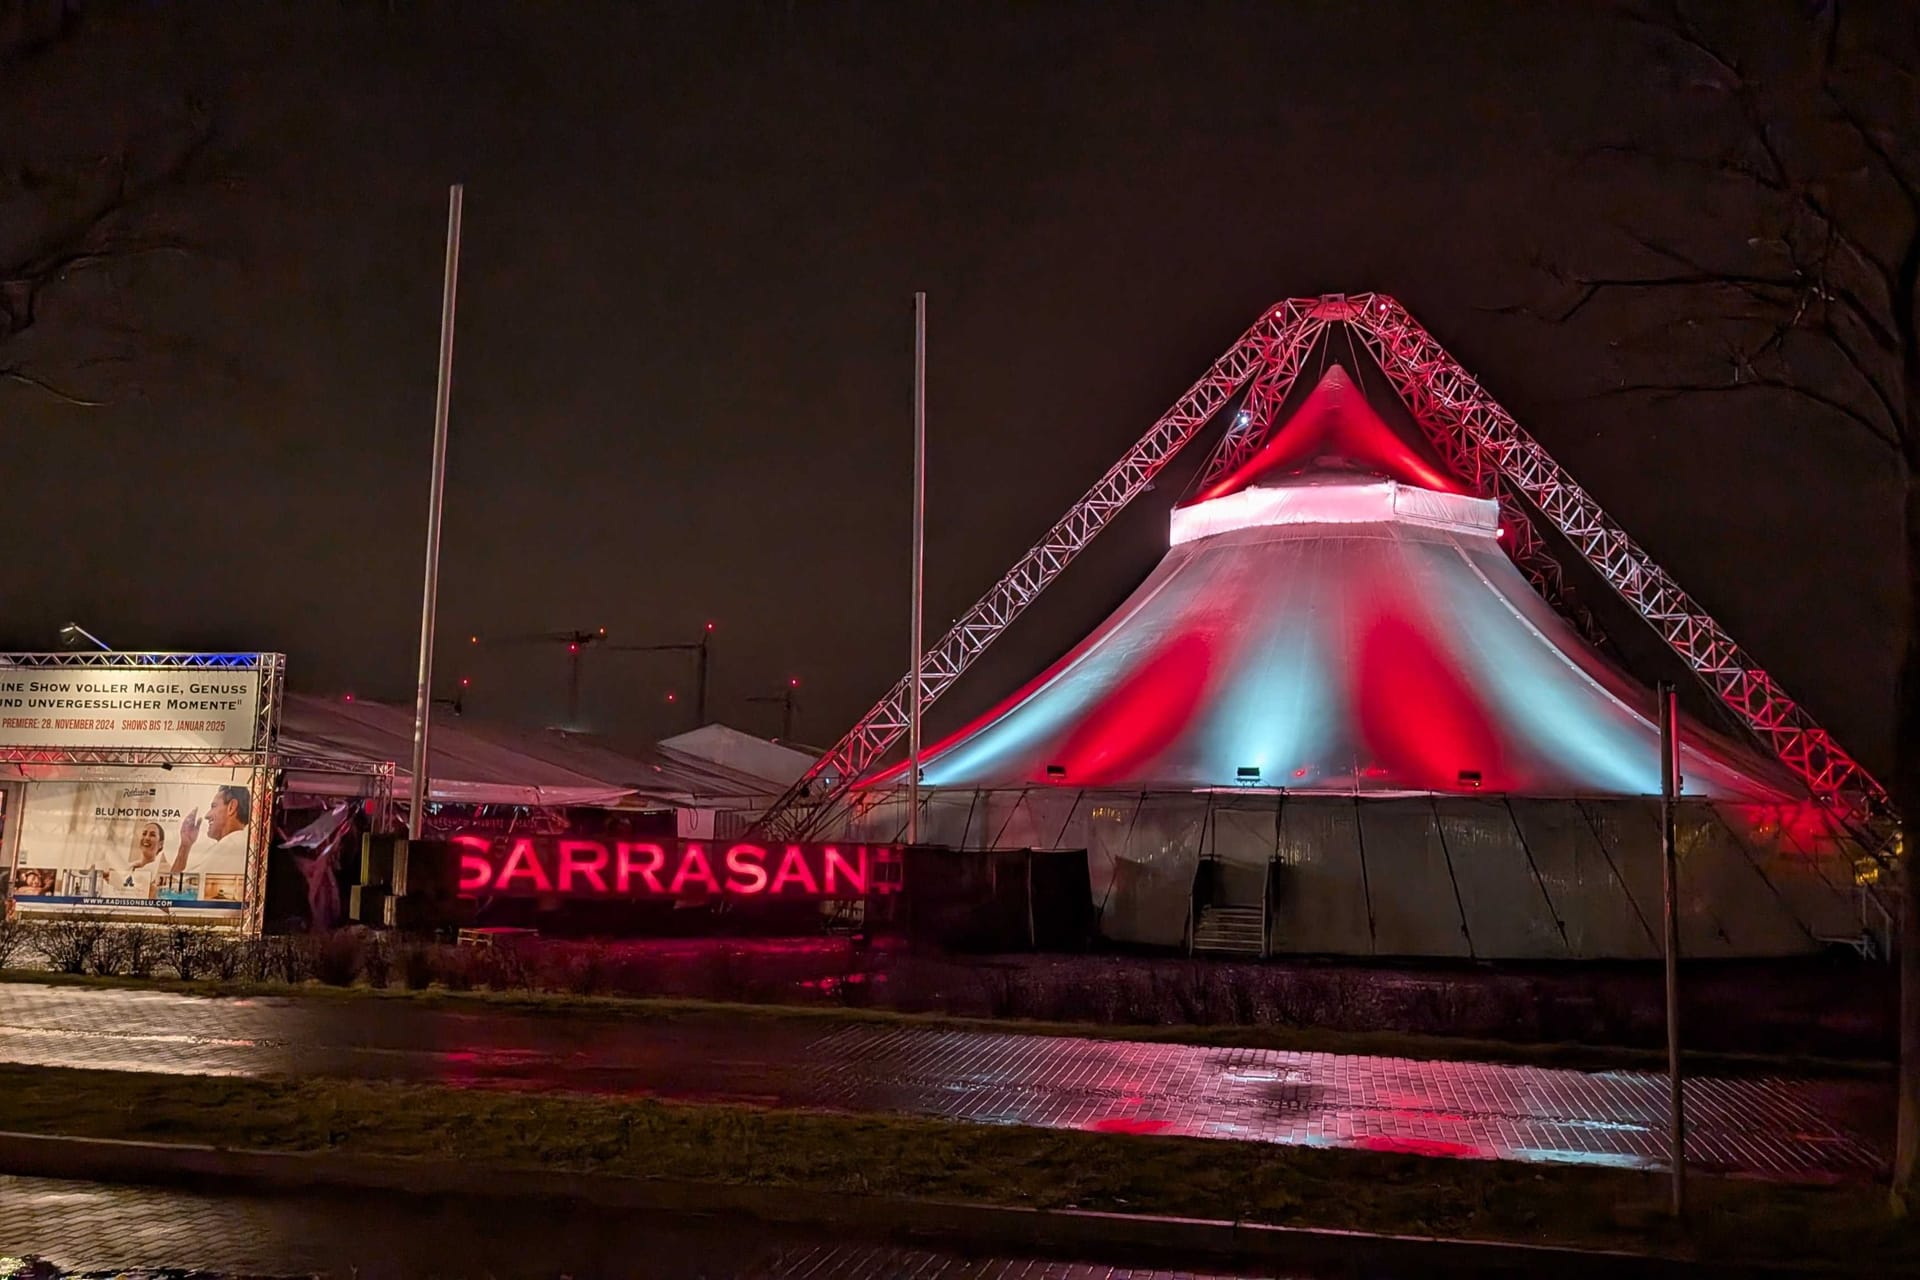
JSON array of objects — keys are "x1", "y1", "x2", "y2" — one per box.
[{"x1": 453, "y1": 835, "x2": 901, "y2": 900}]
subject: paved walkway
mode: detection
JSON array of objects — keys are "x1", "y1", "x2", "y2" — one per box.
[
  {"x1": 0, "y1": 1175, "x2": 1281, "y2": 1279},
  {"x1": 0, "y1": 982, "x2": 1888, "y2": 1181}
]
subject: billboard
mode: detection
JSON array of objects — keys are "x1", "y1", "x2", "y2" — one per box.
[
  {"x1": 455, "y1": 834, "x2": 903, "y2": 900},
  {"x1": 0, "y1": 661, "x2": 264, "y2": 753},
  {"x1": 8, "y1": 769, "x2": 264, "y2": 922}
]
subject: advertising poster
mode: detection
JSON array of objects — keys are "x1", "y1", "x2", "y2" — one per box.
[
  {"x1": 8, "y1": 770, "x2": 263, "y2": 923},
  {"x1": 0, "y1": 664, "x2": 261, "y2": 752}
]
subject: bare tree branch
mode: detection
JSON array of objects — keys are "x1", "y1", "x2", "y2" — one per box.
[
  {"x1": 0, "y1": 64, "x2": 214, "y2": 405},
  {"x1": 0, "y1": 366, "x2": 103, "y2": 407},
  {"x1": 1822, "y1": 310, "x2": 1908, "y2": 435},
  {"x1": 0, "y1": 1, "x2": 81, "y2": 73},
  {"x1": 1590, "y1": 373, "x2": 1902, "y2": 452},
  {"x1": 1816, "y1": 0, "x2": 1920, "y2": 218}
]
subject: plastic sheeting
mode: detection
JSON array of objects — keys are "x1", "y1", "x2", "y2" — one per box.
[{"x1": 846, "y1": 786, "x2": 1866, "y2": 959}]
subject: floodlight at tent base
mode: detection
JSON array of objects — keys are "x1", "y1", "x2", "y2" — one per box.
[{"x1": 756, "y1": 294, "x2": 1891, "y2": 866}]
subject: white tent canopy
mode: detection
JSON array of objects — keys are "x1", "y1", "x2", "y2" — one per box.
[
  {"x1": 278, "y1": 695, "x2": 635, "y2": 807},
  {"x1": 277, "y1": 695, "x2": 817, "y2": 814}
]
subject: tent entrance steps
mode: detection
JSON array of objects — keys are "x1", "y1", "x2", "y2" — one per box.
[{"x1": 1192, "y1": 903, "x2": 1266, "y2": 958}]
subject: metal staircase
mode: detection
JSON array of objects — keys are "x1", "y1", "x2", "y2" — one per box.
[{"x1": 1191, "y1": 904, "x2": 1266, "y2": 959}]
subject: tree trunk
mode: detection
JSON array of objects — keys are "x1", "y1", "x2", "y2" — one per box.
[{"x1": 1897, "y1": 466, "x2": 1920, "y2": 1212}]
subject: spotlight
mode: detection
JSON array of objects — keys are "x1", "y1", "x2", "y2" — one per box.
[{"x1": 59, "y1": 622, "x2": 110, "y2": 651}]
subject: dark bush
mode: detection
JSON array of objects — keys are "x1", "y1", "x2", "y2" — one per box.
[
  {"x1": 482, "y1": 941, "x2": 538, "y2": 993},
  {"x1": 109, "y1": 926, "x2": 163, "y2": 979},
  {"x1": 361, "y1": 937, "x2": 393, "y2": 989},
  {"x1": 257, "y1": 935, "x2": 316, "y2": 984},
  {"x1": 312, "y1": 932, "x2": 364, "y2": 987},
  {"x1": 876, "y1": 960, "x2": 945, "y2": 1015},
  {"x1": 434, "y1": 944, "x2": 478, "y2": 991},
  {"x1": 699, "y1": 946, "x2": 754, "y2": 1003},
  {"x1": 399, "y1": 942, "x2": 437, "y2": 990},
  {"x1": 237, "y1": 937, "x2": 275, "y2": 983},
  {"x1": 34, "y1": 916, "x2": 109, "y2": 974},
  {"x1": 211, "y1": 936, "x2": 246, "y2": 981},
  {"x1": 1150, "y1": 966, "x2": 1207, "y2": 1025},
  {"x1": 975, "y1": 967, "x2": 1022, "y2": 1018},
  {"x1": 0, "y1": 916, "x2": 30, "y2": 970},
  {"x1": 86, "y1": 926, "x2": 129, "y2": 977},
  {"x1": 560, "y1": 944, "x2": 609, "y2": 996},
  {"x1": 165, "y1": 925, "x2": 225, "y2": 982},
  {"x1": 1075, "y1": 969, "x2": 1124, "y2": 1025},
  {"x1": 832, "y1": 959, "x2": 884, "y2": 1008}
]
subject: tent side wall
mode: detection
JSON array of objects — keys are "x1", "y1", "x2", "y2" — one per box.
[{"x1": 845, "y1": 787, "x2": 1863, "y2": 960}]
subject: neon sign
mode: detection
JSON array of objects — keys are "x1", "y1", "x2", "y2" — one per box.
[{"x1": 453, "y1": 835, "x2": 902, "y2": 900}]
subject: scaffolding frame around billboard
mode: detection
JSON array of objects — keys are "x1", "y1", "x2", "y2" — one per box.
[{"x1": 0, "y1": 652, "x2": 286, "y2": 935}]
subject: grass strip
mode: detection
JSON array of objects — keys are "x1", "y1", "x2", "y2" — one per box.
[
  {"x1": 0, "y1": 969, "x2": 1888, "y2": 1080},
  {"x1": 0, "y1": 1063, "x2": 1911, "y2": 1270}
]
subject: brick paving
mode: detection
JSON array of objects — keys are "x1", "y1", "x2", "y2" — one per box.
[
  {"x1": 0, "y1": 1176, "x2": 1270, "y2": 1279},
  {"x1": 0, "y1": 982, "x2": 1888, "y2": 1180},
  {"x1": 756, "y1": 1246, "x2": 1254, "y2": 1279}
]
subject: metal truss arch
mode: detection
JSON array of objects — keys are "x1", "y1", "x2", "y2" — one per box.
[{"x1": 759, "y1": 294, "x2": 1892, "y2": 850}]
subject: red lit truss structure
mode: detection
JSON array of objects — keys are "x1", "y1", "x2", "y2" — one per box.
[{"x1": 759, "y1": 295, "x2": 1894, "y2": 862}]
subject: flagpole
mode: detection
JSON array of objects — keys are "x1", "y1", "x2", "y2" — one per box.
[
  {"x1": 1659, "y1": 680, "x2": 1686, "y2": 1217},
  {"x1": 907, "y1": 292, "x2": 927, "y2": 844},
  {"x1": 408, "y1": 183, "x2": 463, "y2": 840}
]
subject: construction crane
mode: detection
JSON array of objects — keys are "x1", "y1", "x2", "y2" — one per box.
[
  {"x1": 434, "y1": 675, "x2": 472, "y2": 717},
  {"x1": 600, "y1": 622, "x2": 718, "y2": 728},
  {"x1": 747, "y1": 677, "x2": 801, "y2": 742},
  {"x1": 467, "y1": 626, "x2": 606, "y2": 725},
  {"x1": 471, "y1": 622, "x2": 718, "y2": 729}
]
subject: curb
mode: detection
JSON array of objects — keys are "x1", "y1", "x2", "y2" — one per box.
[{"x1": 0, "y1": 1129, "x2": 1817, "y2": 1278}]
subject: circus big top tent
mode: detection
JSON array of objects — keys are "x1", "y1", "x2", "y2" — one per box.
[{"x1": 766, "y1": 296, "x2": 1891, "y2": 961}]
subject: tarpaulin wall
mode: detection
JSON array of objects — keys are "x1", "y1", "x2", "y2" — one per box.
[{"x1": 845, "y1": 788, "x2": 1863, "y2": 959}]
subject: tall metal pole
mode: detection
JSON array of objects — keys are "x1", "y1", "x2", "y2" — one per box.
[
  {"x1": 697, "y1": 628, "x2": 711, "y2": 727},
  {"x1": 907, "y1": 292, "x2": 927, "y2": 844},
  {"x1": 407, "y1": 183, "x2": 463, "y2": 840},
  {"x1": 1658, "y1": 680, "x2": 1686, "y2": 1217}
]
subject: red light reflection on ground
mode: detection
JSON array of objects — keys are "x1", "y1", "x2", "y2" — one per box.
[
  {"x1": 1090, "y1": 1116, "x2": 1173, "y2": 1135},
  {"x1": 1356, "y1": 1134, "x2": 1486, "y2": 1159}
]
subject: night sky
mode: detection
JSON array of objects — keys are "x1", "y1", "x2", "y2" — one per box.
[{"x1": 1, "y1": 2, "x2": 1901, "y2": 771}]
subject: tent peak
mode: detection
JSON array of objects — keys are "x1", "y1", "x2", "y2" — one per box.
[{"x1": 1188, "y1": 357, "x2": 1460, "y2": 503}]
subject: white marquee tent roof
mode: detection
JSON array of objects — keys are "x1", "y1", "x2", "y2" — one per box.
[{"x1": 279, "y1": 695, "x2": 813, "y2": 812}]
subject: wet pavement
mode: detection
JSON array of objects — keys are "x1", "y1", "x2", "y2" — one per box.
[
  {"x1": 0, "y1": 1175, "x2": 1291, "y2": 1279},
  {"x1": 0, "y1": 982, "x2": 1889, "y2": 1180}
]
